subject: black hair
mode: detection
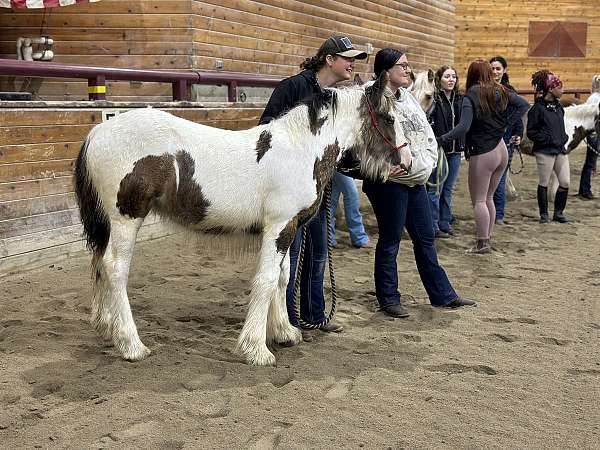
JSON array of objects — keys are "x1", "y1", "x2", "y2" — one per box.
[
  {"x1": 489, "y1": 56, "x2": 510, "y2": 84},
  {"x1": 300, "y1": 53, "x2": 328, "y2": 71},
  {"x1": 374, "y1": 48, "x2": 404, "y2": 77},
  {"x1": 531, "y1": 69, "x2": 552, "y2": 96}
]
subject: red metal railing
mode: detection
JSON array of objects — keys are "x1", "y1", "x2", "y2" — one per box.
[
  {"x1": 0, "y1": 59, "x2": 283, "y2": 101},
  {"x1": 517, "y1": 88, "x2": 588, "y2": 99}
]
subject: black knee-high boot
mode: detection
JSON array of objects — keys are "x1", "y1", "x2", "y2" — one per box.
[
  {"x1": 537, "y1": 185, "x2": 549, "y2": 223},
  {"x1": 553, "y1": 187, "x2": 571, "y2": 223}
]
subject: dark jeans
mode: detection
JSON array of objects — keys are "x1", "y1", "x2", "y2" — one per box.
[
  {"x1": 362, "y1": 180, "x2": 458, "y2": 308},
  {"x1": 493, "y1": 142, "x2": 515, "y2": 220},
  {"x1": 578, "y1": 134, "x2": 598, "y2": 196},
  {"x1": 286, "y1": 208, "x2": 327, "y2": 326},
  {"x1": 427, "y1": 152, "x2": 462, "y2": 233}
]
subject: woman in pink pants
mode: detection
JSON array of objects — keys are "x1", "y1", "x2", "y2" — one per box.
[{"x1": 439, "y1": 60, "x2": 529, "y2": 253}]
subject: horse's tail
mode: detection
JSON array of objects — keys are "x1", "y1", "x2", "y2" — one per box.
[{"x1": 74, "y1": 138, "x2": 111, "y2": 266}]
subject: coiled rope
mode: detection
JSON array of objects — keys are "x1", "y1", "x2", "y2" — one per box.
[
  {"x1": 426, "y1": 147, "x2": 449, "y2": 194},
  {"x1": 292, "y1": 181, "x2": 337, "y2": 330}
]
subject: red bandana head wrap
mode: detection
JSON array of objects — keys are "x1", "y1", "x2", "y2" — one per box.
[{"x1": 546, "y1": 73, "x2": 563, "y2": 90}]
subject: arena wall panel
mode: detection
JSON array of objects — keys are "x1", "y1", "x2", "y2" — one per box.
[{"x1": 456, "y1": 0, "x2": 600, "y2": 93}]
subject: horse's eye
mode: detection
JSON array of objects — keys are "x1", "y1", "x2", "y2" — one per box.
[{"x1": 385, "y1": 116, "x2": 395, "y2": 125}]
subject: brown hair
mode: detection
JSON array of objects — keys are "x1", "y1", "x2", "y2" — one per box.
[
  {"x1": 466, "y1": 59, "x2": 508, "y2": 113},
  {"x1": 434, "y1": 65, "x2": 459, "y2": 95}
]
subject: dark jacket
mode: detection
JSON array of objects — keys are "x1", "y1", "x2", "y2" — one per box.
[
  {"x1": 526, "y1": 97, "x2": 568, "y2": 155},
  {"x1": 441, "y1": 86, "x2": 529, "y2": 157},
  {"x1": 501, "y1": 80, "x2": 524, "y2": 141},
  {"x1": 428, "y1": 90, "x2": 466, "y2": 153},
  {"x1": 259, "y1": 69, "x2": 321, "y2": 125}
]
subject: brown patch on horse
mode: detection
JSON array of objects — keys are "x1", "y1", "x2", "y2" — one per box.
[
  {"x1": 275, "y1": 141, "x2": 340, "y2": 254},
  {"x1": 160, "y1": 150, "x2": 211, "y2": 225},
  {"x1": 313, "y1": 140, "x2": 340, "y2": 193},
  {"x1": 256, "y1": 130, "x2": 272, "y2": 163},
  {"x1": 116, "y1": 153, "x2": 176, "y2": 218},
  {"x1": 567, "y1": 125, "x2": 593, "y2": 152}
]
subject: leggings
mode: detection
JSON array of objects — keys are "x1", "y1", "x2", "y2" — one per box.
[
  {"x1": 535, "y1": 153, "x2": 570, "y2": 188},
  {"x1": 468, "y1": 139, "x2": 509, "y2": 240}
]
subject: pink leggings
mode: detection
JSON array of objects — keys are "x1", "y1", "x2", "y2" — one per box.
[{"x1": 468, "y1": 140, "x2": 509, "y2": 240}]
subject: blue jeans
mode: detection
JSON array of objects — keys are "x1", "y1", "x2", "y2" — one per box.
[
  {"x1": 578, "y1": 134, "x2": 598, "y2": 196},
  {"x1": 493, "y1": 143, "x2": 515, "y2": 220},
  {"x1": 427, "y1": 152, "x2": 461, "y2": 233},
  {"x1": 362, "y1": 180, "x2": 458, "y2": 308},
  {"x1": 285, "y1": 207, "x2": 327, "y2": 326},
  {"x1": 329, "y1": 172, "x2": 369, "y2": 247}
]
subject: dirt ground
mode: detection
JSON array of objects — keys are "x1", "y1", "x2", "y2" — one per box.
[{"x1": 1, "y1": 149, "x2": 599, "y2": 449}]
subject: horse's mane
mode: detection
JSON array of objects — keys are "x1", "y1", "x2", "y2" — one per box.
[
  {"x1": 411, "y1": 71, "x2": 432, "y2": 92},
  {"x1": 301, "y1": 89, "x2": 338, "y2": 132}
]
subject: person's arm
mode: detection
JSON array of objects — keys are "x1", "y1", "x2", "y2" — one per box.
[
  {"x1": 440, "y1": 97, "x2": 473, "y2": 144},
  {"x1": 526, "y1": 105, "x2": 551, "y2": 145},
  {"x1": 506, "y1": 92, "x2": 529, "y2": 138}
]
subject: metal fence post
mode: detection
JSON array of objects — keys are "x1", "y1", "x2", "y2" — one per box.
[{"x1": 88, "y1": 75, "x2": 106, "y2": 100}]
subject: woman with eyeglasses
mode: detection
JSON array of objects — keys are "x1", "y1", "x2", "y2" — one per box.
[
  {"x1": 361, "y1": 48, "x2": 476, "y2": 319},
  {"x1": 440, "y1": 60, "x2": 529, "y2": 253}
]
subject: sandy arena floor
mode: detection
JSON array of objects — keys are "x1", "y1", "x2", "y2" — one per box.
[{"x1": 1, "y1": 149, "x2": 599, "y2": 449}]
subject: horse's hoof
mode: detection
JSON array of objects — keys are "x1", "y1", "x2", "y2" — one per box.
[
  {"x1": 121, "y1": 343, "x2": 151, "y2": 362},
  {"x1": 274, "y1": 327, "x2": 302, "y2": 347},
  {"x1": 246, "y1": 348, "x2": 276, "y2": 366}
]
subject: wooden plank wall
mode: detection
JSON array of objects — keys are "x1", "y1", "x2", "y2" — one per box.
[
  {"x1": 1, "y1": 0, "x2": 456, "y2": 101},
  {"x1": 0, "y1": 105, "x2": 264, "y2": 275},
  {"x1": 455, "y1": 0, "x2": 600, "y2": 92}
]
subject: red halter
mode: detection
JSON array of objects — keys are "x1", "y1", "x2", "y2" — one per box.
[{"x1": 365, "y1": 97, "x2": 409, "y2": 157}]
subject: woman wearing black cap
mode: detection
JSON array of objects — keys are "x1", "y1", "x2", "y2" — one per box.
[
  {"x1": 259, "y1": 35, "x2": 367, "y2": 340},
  {"x1": 362, "y1": 48, "x2": 476, "y2": 319}
]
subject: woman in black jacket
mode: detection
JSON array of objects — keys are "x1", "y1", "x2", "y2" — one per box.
[
  {"x1": 526, "y1": 70, "x2": 570, "y2": 223},
  {"x1": 489, "y1": 56, "x2": 524, "y2": 225},
  {"x1": 259, "y1": 35, "x2": 367, "y2": 339},
  {"x1": 427, "y1": 65, "x2": 464, "y2": 238}
]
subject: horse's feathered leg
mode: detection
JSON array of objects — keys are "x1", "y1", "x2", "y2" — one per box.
[
  {"x1": 267, "y1": 251, "x2": 302, "y2": 347},
  {"x1": 237, "y1": 221, "x2": 291, "y2": 366},
  {"x1": 96, "y1": 217, "x2": 150, "y2": 361}
]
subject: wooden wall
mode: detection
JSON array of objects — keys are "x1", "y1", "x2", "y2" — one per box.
[
  {"x1": 1, "y1": 0, "x2": 456, "y2": 101},
  {"x1": 0, "y1": 104, "x2": 264, "y2": 275},
  {"x1": 455, "y1": 0, "x2": 600, "y2": 92}
]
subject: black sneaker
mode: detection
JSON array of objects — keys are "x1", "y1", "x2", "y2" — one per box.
[{"x1": 381, "y1": 304, "x2": 410, "y2": 318}]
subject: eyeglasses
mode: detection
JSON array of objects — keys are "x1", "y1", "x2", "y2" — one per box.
[{"x1": 394, "y1": 62, "x2": 411, "y2": 70}]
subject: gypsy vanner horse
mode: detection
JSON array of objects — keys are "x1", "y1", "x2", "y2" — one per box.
[{"x1": 74, "y1": 72, "x2": 412, "y2": 366}]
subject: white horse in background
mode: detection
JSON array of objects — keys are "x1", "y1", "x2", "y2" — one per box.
[
  {"x1": 74, "y1": 72, "x2": 412, "y2": 366},
  {"x1": 409, "y1": 69, "x2": 435, "y2": 115}
]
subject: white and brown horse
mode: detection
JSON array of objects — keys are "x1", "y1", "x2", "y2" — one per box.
[{"x1": 74, "y1": 72, "x2": 412, "y2": 366}]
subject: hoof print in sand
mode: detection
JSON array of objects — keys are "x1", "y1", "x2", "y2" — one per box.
[{"x1": 427, "y1": 363, "x2": 497, "y2": 376}]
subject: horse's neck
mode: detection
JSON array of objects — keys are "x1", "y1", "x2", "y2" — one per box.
[{"x1": 270, "y1": 90, "x2": 360, "y2": 158}]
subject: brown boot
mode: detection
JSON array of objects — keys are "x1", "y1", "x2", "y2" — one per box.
[
  {"x1": 467, "y1": 239, "x2": 491, "y2": 254},
  {"x1": 320, "y1": 321, "x2": 344, "y2": 333}
]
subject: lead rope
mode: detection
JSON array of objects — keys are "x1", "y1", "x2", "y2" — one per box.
[
  {"x1": 426, "y1": 147, "x2": 449, "y2": 195},
  {"x1": 292, "y1": 181, "x2": 337, "y2": 330}
]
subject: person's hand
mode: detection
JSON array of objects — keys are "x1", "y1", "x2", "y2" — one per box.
[
  {"x1": 389, "y1": 165, "x2": 408, "y2": 177},
  {"x1": 510, "y1": 135, "x2": 521, "y2": 145}
]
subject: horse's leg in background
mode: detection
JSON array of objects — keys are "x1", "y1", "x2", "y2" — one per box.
[
  {"x1": 267, "y1": 251, "x2": 302, "y2": 347},
  {"x1": 94, "y1": 217, "x2": 150, "y2": 361},
  {"x1": 549, "y1": 172, "x2": 559, "y2": 200},
  {"x1": 237, "y1": 221, "x2": 290, "y2": 366}
]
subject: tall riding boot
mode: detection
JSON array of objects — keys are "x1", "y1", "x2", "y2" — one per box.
[
  {"x1": 553, "y1": 187, "x2": 571, "y2": 223},
  {"x1": 537, "y1": 185, "x2": 549, "y2": 223}
]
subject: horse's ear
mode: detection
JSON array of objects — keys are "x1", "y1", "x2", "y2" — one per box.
[
  {"x1": 427, "y1": 68, "x2": 435, "y2": 82},
  {"x1": 353, "y1": 73, "x2": 364, "y2": 86}
]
